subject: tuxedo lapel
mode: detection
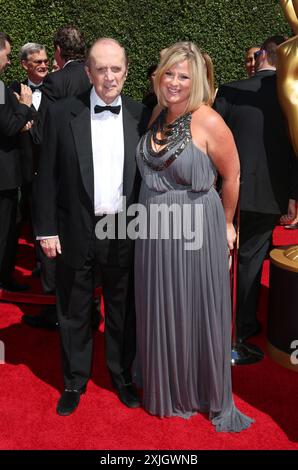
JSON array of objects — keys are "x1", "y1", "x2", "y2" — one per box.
[
  {"x1": 70, "y1": 95, "x2": 94, "y2": 206},
  {"x1": 70, "y1": 94, "x2": 138, "y2": 207}
]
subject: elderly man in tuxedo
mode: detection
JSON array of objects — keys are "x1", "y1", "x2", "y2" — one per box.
[
  {"x1": 214, "y1": 35, "x2": 298, "y2": 362},
  {"x1": 34, "y1": 37, "x2": 150, "y2": 415},
  {"x1": 18, "y1": 42, "x2": 49, "y2": 212},
  {"x1": 0, "y1": 32, "x2": 32, "y2": 292},
  {"x1": 10, "y1": 44, "x2": 49, "y2": 279}
]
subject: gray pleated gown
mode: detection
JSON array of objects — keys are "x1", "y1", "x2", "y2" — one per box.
[{"x1": 134, "y1": 116, "x2": 254, "y2": 432}]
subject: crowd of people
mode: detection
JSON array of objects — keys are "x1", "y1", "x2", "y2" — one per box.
[{"x1": 1, "y1": 24, "x2": 297, "y2": 433}]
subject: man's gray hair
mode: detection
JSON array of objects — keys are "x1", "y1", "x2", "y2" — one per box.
[{"x1": 19, "y1": 43, "x2": 46, "y2": 61}]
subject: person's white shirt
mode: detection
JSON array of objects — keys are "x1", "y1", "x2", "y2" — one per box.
[
  {"x1": 90, "y1": 87, "x2": 124, "y2": 215},
  {"x1": 28, "y1": 79, "x2": 43, "y2": 110}
]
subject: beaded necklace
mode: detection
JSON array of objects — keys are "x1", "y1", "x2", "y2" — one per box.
[{"x1": 139, "y1": 110, "x2": 191, "y2": 171}]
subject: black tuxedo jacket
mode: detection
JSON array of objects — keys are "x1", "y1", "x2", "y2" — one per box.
[
  {"x1": 41, "y1": 60, "x2": 90, "y2": 102},
  {"x1": 10, "y1": 79, "x2": 51, "y2": 182},
  {"x1": 0, "y1": 86, "x2": 32, "y2": 190},
  {"x1": 34, "y1": 92, "x2": 150, "y2": 269},
  {"x1": 213, "y1": 70, "x2": 298, "y2": 214},
  {"x1": 34, "y1": 61, "x2": 91, "y2": 145}
]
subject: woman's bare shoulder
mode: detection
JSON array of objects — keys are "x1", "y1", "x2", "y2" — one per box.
[
  {"x1": 191, "y1": 104, "x2": 232, "y2": 146},
  {"x1": 192, "y1": 104, "x2": 224, "y2": 128}
]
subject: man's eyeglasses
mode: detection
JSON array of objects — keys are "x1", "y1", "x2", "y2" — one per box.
[
  {"x1": 253, "y1": 50, "x2": 263, "y2": 61},
  {"x1": 29, "y1": 59, "x2": 49, "y2": 65}
]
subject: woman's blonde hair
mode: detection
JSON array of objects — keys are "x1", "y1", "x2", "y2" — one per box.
[
  {"x1": 154, "y1": 41, "x2": 211, "y2": 113},
  {"x1": 202, "y1": 52, "x2": 216, "y2": 105}
]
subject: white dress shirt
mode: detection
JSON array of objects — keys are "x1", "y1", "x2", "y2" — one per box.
[
  {"x1": 90, "y1": 87, "x2": 124, "y2": 215},
  {"x1": 28, "y1": 79, "x2": 43, "y2": 110}
]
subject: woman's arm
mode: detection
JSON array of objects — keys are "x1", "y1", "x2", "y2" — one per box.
[{"x1": 192, "y1": 106, "x2": 240, "y2": 249}]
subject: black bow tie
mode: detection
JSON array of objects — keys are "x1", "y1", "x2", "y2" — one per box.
[
  {"x1": 30, "y1": 85, "x2": 42, "y2": 92},
  {"x1": 94, "y1": 104, "x2": 121, "y2": 115}
]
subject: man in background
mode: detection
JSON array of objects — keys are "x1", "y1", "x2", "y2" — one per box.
[
  {"x1": 244, "y1": 45, "x2": 261, "y2": 77},
  {"x1": 0, "y1": 33, "x2": 32, "y2": 292},
  {"x1": 214, "y1": 35, "x2": 298, "y2": 361},
  {"x1": 40, "y1": 25, "x2": 90, "y2": 105},
  {"x1": 10, "y1": 43, "x2": 51, "y2": 293}
]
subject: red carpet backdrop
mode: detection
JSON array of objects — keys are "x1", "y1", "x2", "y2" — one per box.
[{"x1": 1, "y1": 226, "x2": 298, "y2": 450}]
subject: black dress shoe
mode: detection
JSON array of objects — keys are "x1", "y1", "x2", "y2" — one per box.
[
  {"x1": 115, "y1": 384, "x2": 141, "y2": 408},
  {"x1": 56, "y1": 387, "x2": 86, "y2": 416},
  {"x1": 231, "y1": 341, "x2": 264, "y2": 365},
  {"x1": 238, "y1": 341, "x2": 264, "y2": 356},
  {"x1": 0, "y1": 279, "x2": 30, "y2": 292},
  {"x1": 22, "y1": 314, "x2": 59, "y2": 330}
]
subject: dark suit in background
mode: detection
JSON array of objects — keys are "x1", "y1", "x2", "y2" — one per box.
[
  {"x1": 10, "y1": 79, "x2": 46, "y2": 182},
  {"x1": 42, "y1": 60, "x2": 90, "y2": 102},
  {"x1": 11, "y1": 79, "x2": 48, "y2": 211},
  {"x1": 214, "y1": 69, "x2": 298, "y2": 343},
  {"x1": 10, "y1": 78, "x2": 52, "y2": 288},
  {"x1": 0, "y1": 86, "x2": 32, "y2": 286},
  {"x1": 35, "y1": 61, "x2": 90, "y2": 144}
]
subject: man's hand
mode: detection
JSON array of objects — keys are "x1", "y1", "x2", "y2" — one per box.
[
  {"x1": 280, "y1": 198, "x2": 297, "y2": 225},
  {"x1": 20, "y1": 120, "x2": 34, "y2": 132},
  {"x1": 40, "y1": 236, "x2": 61, "y2": 258},
  {"x1": 16, "y1": 84, "x2": 32, "y2": 107}
]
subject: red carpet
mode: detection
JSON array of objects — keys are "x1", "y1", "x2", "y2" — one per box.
[{"x1": 1, "y1": 226, "x2": 298, "y2": 450}]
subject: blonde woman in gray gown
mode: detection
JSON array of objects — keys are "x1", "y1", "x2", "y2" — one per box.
[{"x1": 134, "y1": 42, "x2": 253, "y2": 432}]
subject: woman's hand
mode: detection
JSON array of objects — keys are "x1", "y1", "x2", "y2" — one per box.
[{"x1": 227, "y1": 222, "x2": 237, "y2": 251}]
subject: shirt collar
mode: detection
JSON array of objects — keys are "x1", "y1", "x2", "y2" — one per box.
[
  {"x1": 90, "y1": 87, "x2": 122, "y2": 114},
  {"x1": 63, "y1": 59, "x2": 76, "y2": 68},
  {"x1": 255, "y1": 67, "x2": 276, "y2": 73},
  {"x1": 28, "y1": 79, "x2": 43, "y2": 88}
]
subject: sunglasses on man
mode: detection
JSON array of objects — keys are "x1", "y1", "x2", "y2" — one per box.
[{"x1": 29, "y1": 59, "x2": 49, "y2": 65}]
